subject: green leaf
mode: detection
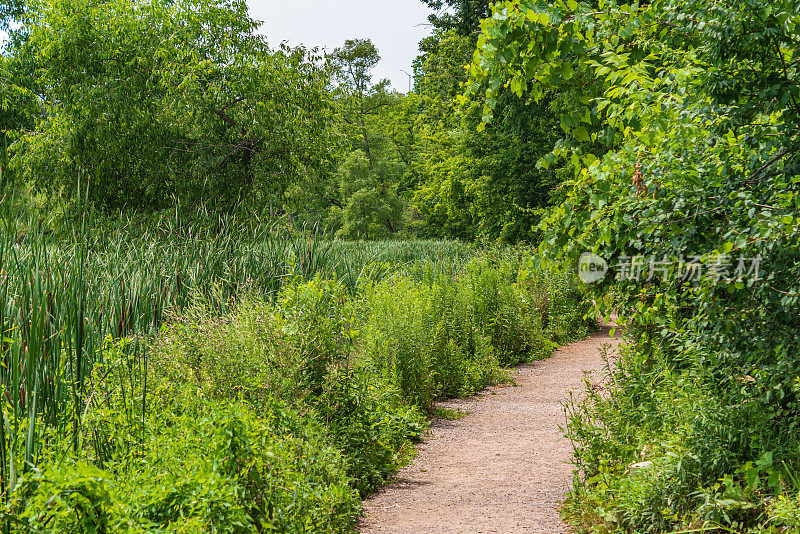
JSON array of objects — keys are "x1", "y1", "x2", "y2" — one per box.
[{"x1": 573, "y1": 126, "x2": 590, "y2": 142}]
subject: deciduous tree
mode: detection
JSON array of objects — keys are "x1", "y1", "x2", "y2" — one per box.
[{"x1": 12, "y1": 0, "x2": 333, "y2": 210}]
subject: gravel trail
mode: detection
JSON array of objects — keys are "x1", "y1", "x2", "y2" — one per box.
[{"x1": 358, "y1": 327, "x2": 620, "y2": 534}]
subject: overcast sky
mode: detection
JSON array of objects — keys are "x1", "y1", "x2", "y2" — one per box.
[
  {"x1": 1, "y1": 1, "x2": 435, "y2": 92},
  {"x1": 250, "y1": 1, "x2": 434, "y2": 92}
]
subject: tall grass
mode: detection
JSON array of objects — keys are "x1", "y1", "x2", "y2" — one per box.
[
  {"x1": 0, "y1": 193, "x2": 597, "y2": 532},
  {"x1": 0, "y1": 197, "x2": 474, "y2": 512}
]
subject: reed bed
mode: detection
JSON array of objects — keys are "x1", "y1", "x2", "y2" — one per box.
[{"x1": 0, "y1": 201, "x2": 474, "y2": 505}]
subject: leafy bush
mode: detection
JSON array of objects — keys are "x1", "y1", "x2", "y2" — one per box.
[
  {"x1": 0, "y1": 244, "x2": 589, "y2": 532},
  {"x1": 361, "y1": 253, "x2": 591, "y2": 407},
  {"x1": 147, "y1": 278, "x2": 426, "y2": 496},
  {"x1": 313, "y1": 366, "x2": 425, "y2": 496},
  {"x1": 12, "y1": 399, "x2": 360, "y2": 533}
]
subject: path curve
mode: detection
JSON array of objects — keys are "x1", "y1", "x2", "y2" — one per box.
[{"x1": 359, "y1": 327, "x2": 620, "y2": 534}]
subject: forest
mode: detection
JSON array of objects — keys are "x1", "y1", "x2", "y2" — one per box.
[{"x1": 0, "y1": 0, "x2": 799, "y2": 533}]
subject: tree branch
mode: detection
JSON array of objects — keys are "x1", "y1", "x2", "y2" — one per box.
[{"x1": 211, "y1": 108, "x2": 237, "y2": 128}]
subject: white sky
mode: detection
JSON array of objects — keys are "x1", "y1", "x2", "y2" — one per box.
[
  {"x1": 1, "y1": 1, "x2": 435, "y2": 92},
  {"x1": 250, "y1": 1, "x2": 434, "y2": 92}
]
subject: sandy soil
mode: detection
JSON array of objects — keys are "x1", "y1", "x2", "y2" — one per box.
[{"x1": 358, "y1": 327, "x2": 621, "y2": 534}]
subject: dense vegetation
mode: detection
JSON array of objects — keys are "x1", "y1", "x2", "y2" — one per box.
[
  {"x1": 0, "y1": 200, "x2": 590, "y2": 531},
  {"x1": 0, "y1": 0, "x2": 567, "y2": 243},
  {"x1": 471, "y1": 0, "x2": 800, "y2": 532},
  {"x1": 0, "y1": 0, "x2": 595, "y2": 530},
  {"x1": 3, "y1": 0, "x2": 799, "y2": 532}
]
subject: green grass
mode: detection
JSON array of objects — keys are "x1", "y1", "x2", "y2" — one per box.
[
  {"x1": 0, "y1": 199, "x2": 473, "y2": 507},
  {"x1": 431, "y1": 407, "x2": 469, "y2": 421},
  {"x1": 0, "y1": 197, "x2": 593, "y2": 532}
]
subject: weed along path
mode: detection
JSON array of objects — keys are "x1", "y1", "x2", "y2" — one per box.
[{"x1": 358, "y1": 327, "x2": 620, "y2": 534}]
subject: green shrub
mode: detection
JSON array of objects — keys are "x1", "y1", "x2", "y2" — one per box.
[
  {"x1": 360, "y1": 275, "x2": 498, "y2": 408},
  {"x1": 313, "y1": 366, "x2": 425, "y2": 496},
  {"x1": 427, "y1": 278, "x2": 503, "y2": 397},
  {"x1": 360, "y1": 277, "x2": 436, "y2": 407},
  {"x1": 146, "y1": 279, "x2": 427, "y2": 498},
  {"x1": 360, "y1": 253, "x2": 590, "y2": 408},
  {"x1": 12, "y1": 400, "x2": 360, "y2": 533},
  {"x1": 764, "y1": 491, "x2": 800, "y2": 531},
  {"x1": 466, "y1": 257, "x2": 548, "y2": 365},
  {"x1": 563, "y1": 333, "x2": 800, "y2": 534}
]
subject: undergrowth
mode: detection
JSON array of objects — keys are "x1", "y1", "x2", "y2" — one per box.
[
  {"x1": 562, "y1": 300, "x2": 800, "y2": 534},
  {"x1": 1, "y1": 249, "x2": 591, "y2": 532}
]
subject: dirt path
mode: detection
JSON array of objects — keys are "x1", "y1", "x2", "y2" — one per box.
[{"x1": 358, "y1": 327, "x2": 620, "y2": 534}]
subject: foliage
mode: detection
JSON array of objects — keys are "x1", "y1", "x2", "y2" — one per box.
[
  {"x1": 149, "y1": 277, "x2": 425, "y2": 498},
  {"x1": 330, "y1": 150, "x2": 405, "y2": 239},
  {"x1": 11, "y1": 0, "x2": 332, "y2": 210},
  {"x1": 413, "y1": 30, "x2": 475, "y2": 104},
  {"x1": 419, "y1": 0, "x2": 491, "y2": 37},
  {"x1": 470, "y1": 0, "x2": 800, "y2": 531},
  {"x1": 1, "y1": 0, "x2": 575, "y2": 243},
  {"x1": 12, "y1": 399, "x2": 360, "y2": 533},
  {"x1": 0, "y1": 0, "x2": 24, "y2": 30},
  {"x1": 406, "y1": 91, "x2": 565, "y2": 243},
  {"x1": 407, "y1": 20, "x2": 568, "y2": 244},
  {"x1": 361, "y1": 252, "x2": 591, "y2": 408},
  {"x1": 0, "y1": 50, "x2": 35, "y2": 187},
  {"x1": 1, "y1": 0, "x2": 579, "y2": 242},
  {"x1": 322, "y1": 39, "x2": 412, "y2": 238}
]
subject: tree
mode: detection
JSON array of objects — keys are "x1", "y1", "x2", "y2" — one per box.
[
  {"x1": 0, "y1": 34, "x2": 37, "y2": 190},
  {"x1": 331, "y1": 38, "x2": 392, "y2": 169},
  {"x1": 470, "y1": 0, "x2": 800, "y2": 530},
  {"x1": 11, "y1": 0, "x2": 333, "y2": 210},
  {"x1": 419, "y1": 0, "x2": 491, "y2": 36},
  {"x1": 330, "y1": 150, "x2": 404, "y2": 239},
  {"x1": 413, "y1": 30, "x2": 474, "y2": 105},
  {"x1": 408, "y1": 23, "x2": 565, "y2": 243},
  {"x1": 324, "y1": 39, "x2": 408, "y2": 237},
  {"x1": 0, "y1": 0, "x2": 24, "y2": 30}
]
